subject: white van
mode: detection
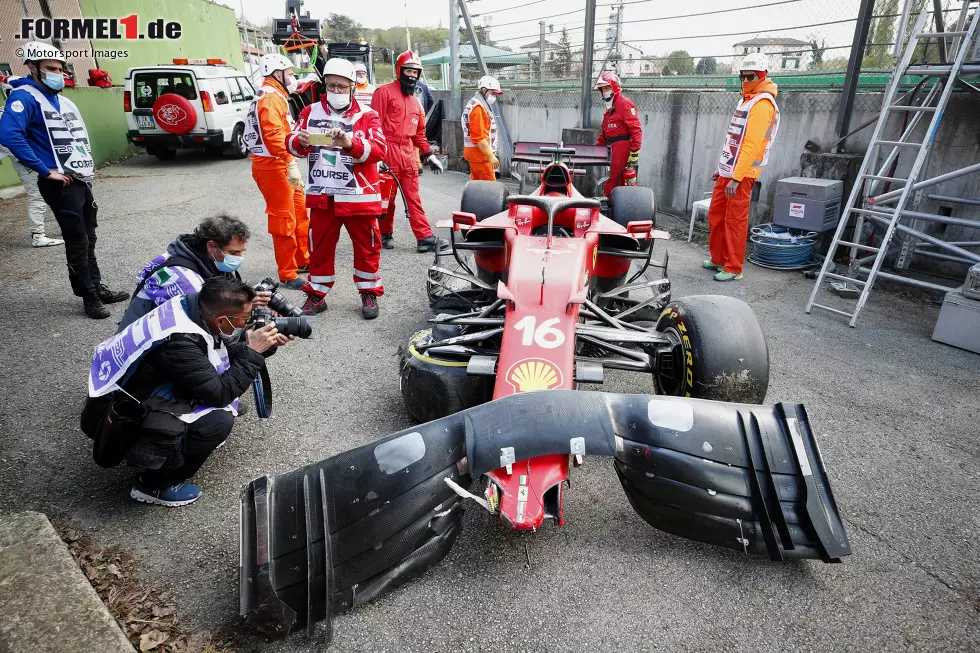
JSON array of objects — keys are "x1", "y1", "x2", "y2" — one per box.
[{"x1": 123, "y1": 59, "x2": 256, "y2": 161}]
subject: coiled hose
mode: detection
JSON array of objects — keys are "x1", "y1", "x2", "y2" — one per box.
[{"x1": 748, "y1": 223, "x2": 820, "y2": 270}]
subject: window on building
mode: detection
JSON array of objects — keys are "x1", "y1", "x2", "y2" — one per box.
[
  {"x1": 0, "y1": 63, "x2": 12, "y2": 77},
  {"x1": 782, "y1": 57, "x2": 801, "y2": 69},
  {"x1": 743, "y1": 47, "x2": 749, "y2": 55}
]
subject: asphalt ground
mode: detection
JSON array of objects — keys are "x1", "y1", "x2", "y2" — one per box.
[{"x1": 0, "y1": 153, "x2": 977, "y2": 653}]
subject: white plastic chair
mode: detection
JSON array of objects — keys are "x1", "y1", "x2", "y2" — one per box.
[{"x1": 688, "y1": 193, "x2": 712, "y2": 242}]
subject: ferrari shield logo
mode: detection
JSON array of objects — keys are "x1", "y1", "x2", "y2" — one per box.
[{"x1": 507, "y1": 358, "x2": 563, "y2": 393}]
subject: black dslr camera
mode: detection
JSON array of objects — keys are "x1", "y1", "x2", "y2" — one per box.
[
  {"x1": 253, "y1": 278, "x2": 303, "y2": 317},
  {"x1": 249, "y1": 306, "x2": 313, "y2": 339}
]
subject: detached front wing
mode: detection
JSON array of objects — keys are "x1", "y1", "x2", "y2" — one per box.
[{"x1": 240, "y1": 392, "x2": 850, "y2": 640}]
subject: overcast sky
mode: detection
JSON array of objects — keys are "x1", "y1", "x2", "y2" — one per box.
[{"x1": 218, "y1": 0, "x2": 866, "y2": 64}]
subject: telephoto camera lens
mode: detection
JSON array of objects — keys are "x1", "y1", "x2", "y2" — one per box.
[{"x1": 272, "y1": 316, "x2": 313, "y2": 339}]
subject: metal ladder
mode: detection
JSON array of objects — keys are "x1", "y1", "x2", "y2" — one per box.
[{"x1": 806, "y1": 0, "x2": 980, "y2": 326}]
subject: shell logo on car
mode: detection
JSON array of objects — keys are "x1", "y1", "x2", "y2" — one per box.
[
  {"x1": 507, "y1": 358, "x2": 563, "y2": 393},
  {"x1": 156, "y1": 104, "x2": 187, "y2": 126}
]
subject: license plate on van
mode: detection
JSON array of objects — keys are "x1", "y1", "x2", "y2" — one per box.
[{"x1": 136, "y1": 115, "x2": 156, "y2": 130}]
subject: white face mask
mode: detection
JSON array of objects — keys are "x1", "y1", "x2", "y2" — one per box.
[
  {"x1": 356, "y1": 74, "x2": 367, "y2": 85},
  {"x1": 484, "y1": 93, "x2": 496, "y2": 106},
  {"x1": 327, "y1": 91, "x2": 351, "y2": 111},
  {"x1": 602, "y1": 91, "x2": 614, "y2": 103},
  {"x1": 286, "y1": 76, "x2": 298, "y2": 94}
]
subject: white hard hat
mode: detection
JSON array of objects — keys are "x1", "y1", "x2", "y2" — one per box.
[
  {"x1": 478, "y1": 75, "x2": 502, "y2": 94},
  {"x1": 354, "y1": 62, "x2": 367, "y2": 73},
  {"x1": 260, "y1": 53, "x2": 293, "y2": 76},
  {"x1": 22, "y1": 41, "x2": 66, "y2": 64},
  {"x1": 739, "y1": 52, "x2": 769, "y2": 73},
  {"x1": 322, "y1": 58, "x2": 356, "y2": 82}
]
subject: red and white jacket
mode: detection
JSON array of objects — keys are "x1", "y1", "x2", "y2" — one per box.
[{"x1": 286, "y1": 96, "x2": 387, "y2": 215}]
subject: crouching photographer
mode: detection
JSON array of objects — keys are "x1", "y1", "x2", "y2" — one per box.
[{"x1": 82, "y1": 277, "x2": 292, "y2": 507}]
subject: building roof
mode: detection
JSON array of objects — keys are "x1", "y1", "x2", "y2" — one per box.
[
  {"x1": 734, "y1": 37, "x2": 812, "y2": 47},
  {"x1": 420, "y1": 44, "x2": 531, "y2": 65},
  {"x1": 519, "y1": 40, "x2": 560, "y2": 51}
]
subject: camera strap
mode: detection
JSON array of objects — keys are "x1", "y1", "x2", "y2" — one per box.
[{"x1": 252, "y1": 365, "x2": 273, "y2": 419}]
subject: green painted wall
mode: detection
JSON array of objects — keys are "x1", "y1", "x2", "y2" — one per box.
[
  {"x1": 77, "y1": 0, "x2": 245, "y2": 83},
  {"x1": 0, "y1": 159, "x2": 18, "y2": 190},
  {"x1": 0, "y1": 87, "x2": 136, "y2": 190},
  {"x1": 64, "y1": 87, "x2": 138, "y2": 164}
]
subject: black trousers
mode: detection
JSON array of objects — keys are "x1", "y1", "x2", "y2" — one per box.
[
  {"x1": 139, "y1": 410, "x2": 234, "y2": 489},
  {"x1": 36, "y1": 177, "x2": 102, "y2": 297}
]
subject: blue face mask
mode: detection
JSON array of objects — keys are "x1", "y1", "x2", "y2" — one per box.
[
  {"x1": 42, "y1": 71, "x2": 65, "y2": 91},
  {"x1": 215, "y1": 252, "x2": 244, "y2": 272}
]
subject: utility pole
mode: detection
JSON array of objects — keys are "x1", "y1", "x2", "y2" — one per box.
[
  {"x1": 458, "y1": 0, "x2": 512, "y2": 172},
  {"x1": 539, "y1": 21, "x2": 546, "y2": 83},
  {"x1": 835, "y1": 0, "x2": 875, "y2": 151},
  {"x1": 405, "y1": 0, "x2": 412, "y2": 51},
  {"x1": 449, "y1": 0, "x2": 461, "y2": 118},
  {"x1": 581, "y1": 0, "x2": 597, "y2": 128}
]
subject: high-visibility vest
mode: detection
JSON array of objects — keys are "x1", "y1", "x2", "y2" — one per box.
[
  {"x1": 18, "y1": 85, "x2": 95, "y2": 181},
  {"x1": 461, "y1": 94, "x2": 497, "y2": 152},
  {"x1": 243, "y1": 86, "x2": 293, "y2": 158},
  {"x1": 717, "y1": 92, "x2": 779, "y2": 178},
  {"x1": 354, "y1": 83, "x2": 375, "y2": 108}
]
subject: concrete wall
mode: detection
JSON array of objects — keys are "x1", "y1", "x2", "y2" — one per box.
[
  {"x1": 495, "y1": 90, "x2": 979, "y2": 231},
  {"x1": 78, "y1": 0, "x2": 245, "y2": 82}
]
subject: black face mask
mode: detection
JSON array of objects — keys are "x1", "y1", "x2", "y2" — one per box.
[{"x1": 399, "y1": 72, "x2": 418, "y2": 96}]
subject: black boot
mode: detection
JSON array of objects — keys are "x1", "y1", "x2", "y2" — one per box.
[
  {"x1": 360, "y1": 293, "x2": 379, "y2": 320},
  {"x1": 83, "y1": 294, "x2": 111, "y2": 319},
  {"x1": 381, "y1": 233, "x2": 394, "y2": 250},
  {"x1": 96, "y1": 284, "x2": 130, "y2": 304},
  {"x1": 416, "y1": 236, "x2": 449, "y2": 253}
]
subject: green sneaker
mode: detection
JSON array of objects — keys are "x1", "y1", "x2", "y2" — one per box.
[
  {"x1": 714, "y1": 271, "x2": 743, "y2": 282},
  {"x1": 703, "y1": 260, "x2": 723, "y2": 271}
]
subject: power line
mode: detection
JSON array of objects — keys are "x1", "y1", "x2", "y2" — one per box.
[
  {"x1": 469, "y1": 0, "x2": 548, "y2": 16},
  {"x1": 486, "y1": 7, "x2": 585, "y2": 29},
  {"x1": 493, "y1": 14, "x2": 859, "y2": 44}
]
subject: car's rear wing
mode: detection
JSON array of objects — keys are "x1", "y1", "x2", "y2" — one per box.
[{"x1": 512, "y1": 141, "x2": 611, "y2": 168}]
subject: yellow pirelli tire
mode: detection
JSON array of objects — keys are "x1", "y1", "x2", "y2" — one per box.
[{"x1": 399, "y1": 329, "x2": 493, "y2": 423}]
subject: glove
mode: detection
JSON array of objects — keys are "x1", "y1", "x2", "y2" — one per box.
[
  {"x1": 627, "y1": 151, "x2": 640, "y2": 166},
  {"x1": 286, "y1": 159, "x2": 303, "y2": 188},
  {"x1": 477, "y1": 140, "x2": 499, "y2": 169},
  {"x1": 425, "y1": 153, "x2": 444, "y2": 174}
]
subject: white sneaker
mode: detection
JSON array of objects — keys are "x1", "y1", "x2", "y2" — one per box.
[{"x1": 32, "y1": 234, "x2": 65, "y2": 247}]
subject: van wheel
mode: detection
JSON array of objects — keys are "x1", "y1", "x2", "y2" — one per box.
[
  {"x1": 148, "y1": 148, "x2": 177, "y2": 161},
  {"x1": 226, "y1": 125, "x2": 249, "y2": 159}
]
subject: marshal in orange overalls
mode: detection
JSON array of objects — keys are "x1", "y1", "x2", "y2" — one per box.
[{"x1": 248, "y1": 79, "x2": 310, "y2": 282}]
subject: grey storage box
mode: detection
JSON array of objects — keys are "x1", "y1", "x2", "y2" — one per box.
[
  {"x1": 932, "y1": 290, "x2": 980, "y2": 354},
  {"x1": 773, "y1": 177, "x2": 844, "y2": 232}
]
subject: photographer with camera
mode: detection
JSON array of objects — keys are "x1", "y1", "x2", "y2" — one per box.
[
  {"x1": 84, "y1": 277, "x2": 292, "y2": 507},
  {"x1": 117, "y1": 215, "x2": 271, "y2": 331}
]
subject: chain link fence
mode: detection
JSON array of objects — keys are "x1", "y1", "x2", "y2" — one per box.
[{"x1": 443, "y1": 0, "x2": 976, "y2": 93}]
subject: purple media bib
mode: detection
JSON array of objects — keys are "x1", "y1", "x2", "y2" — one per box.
[
  {"x1": 89, "y1": 296, "x2": 239, "y2": 423},
  {"x1": 136, "y1": 253, "x2": 206, "y2": 306}
]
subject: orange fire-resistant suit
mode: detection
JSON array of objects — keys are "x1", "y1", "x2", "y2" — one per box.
[
  {"x1": 463, "y1": 98, "x2": 496, "y2": 181},
  {"x1": 707, "y1": 77, "x2": 779, "y2": 275},
  {"x1": 249, "y1": 79, "x2": 310, "y2": 282}
]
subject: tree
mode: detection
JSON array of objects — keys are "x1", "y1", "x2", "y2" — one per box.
[
  {"x1": 865, "y1": 0, "x2": 899, "y2": 68},
  {"x1": 553, "y1": 28, "x2": 573, "y2": 78},
  {"x1": 322, "y1": 13, "x2": 363, "y2": 42},
  {"x1": 810, "y1": 38, "x2": 826, "y2": 66},
  {"x1": 666, "y1": 50, "x2": 695, "y2": 75},
  {"x1": 695, "y1": 56, "x2": 717, "y2": 75}
]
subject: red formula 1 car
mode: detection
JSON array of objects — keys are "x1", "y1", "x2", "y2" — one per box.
[{"x1": 239, "y1": 144, "x2": 851, "y2": 644}]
